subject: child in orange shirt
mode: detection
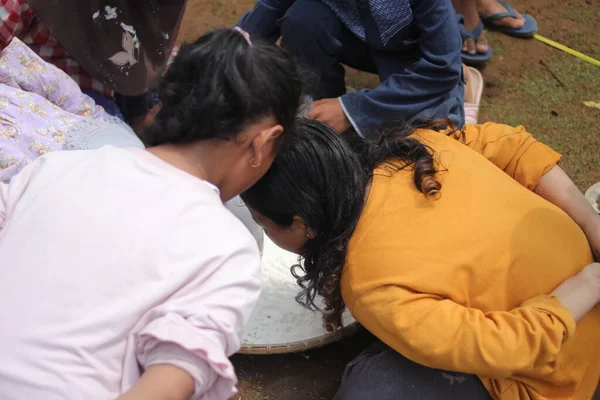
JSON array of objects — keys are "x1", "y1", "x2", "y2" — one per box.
[{"x1": 242, "y1": 119, "x2": 600, "y2": 400}]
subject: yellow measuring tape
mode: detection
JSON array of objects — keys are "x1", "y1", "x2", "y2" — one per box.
[{"x1": 534, "y1": 34, "x2": 600, "y2": 68}]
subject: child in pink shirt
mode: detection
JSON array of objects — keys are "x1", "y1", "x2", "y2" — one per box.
[{"x1": 0, "y1": 28, "x2": 302, "y2": 400}]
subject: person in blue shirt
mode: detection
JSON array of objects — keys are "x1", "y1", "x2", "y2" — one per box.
[{"x1": 239, "y1": 0, "x2": 465, "y2": 137}]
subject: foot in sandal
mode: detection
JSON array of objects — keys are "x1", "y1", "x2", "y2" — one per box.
[
  {"x1": 478, "y1": 0, "x2": 537, "y2": 37},
  {"x1": 453, "y1": 0, "x2": 492, "y2": 65},
  {"x1": 460, "y1": 21, "x2": 492, "y2": 65}
]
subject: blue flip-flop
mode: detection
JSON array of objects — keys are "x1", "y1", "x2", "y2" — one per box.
[
  {"x1": 481, "y1": 1, "x2": 538, "y2": 38},
  {"x1": 460, "y1": 21, "x2": 493, "y2": 66}
]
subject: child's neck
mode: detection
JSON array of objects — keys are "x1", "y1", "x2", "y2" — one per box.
[{"x1": 147, "y1": 141, "x2": 236, "y2": 190}]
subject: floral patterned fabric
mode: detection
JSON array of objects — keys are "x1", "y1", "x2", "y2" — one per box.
[
  {"x1": 0, "y1": 0, "x2": 114, "y2": 97},
  {"x1": 0, "y1": 37, "x2": 139, "y2": 182}
]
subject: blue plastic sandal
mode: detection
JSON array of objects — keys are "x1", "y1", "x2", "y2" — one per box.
[
  {"x1": 481, "y1": 1, "x2": 538, "y2": 38},
  {"x1": 460, "y1": 22, "x2": 493, "y2": 66}
]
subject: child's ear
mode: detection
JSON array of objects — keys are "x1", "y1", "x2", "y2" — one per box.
[
  {"x1": 291, "y1": 215, "x2": 316, "y2": 239},
  {"x1": 251, "y1": 124, "x2": 283, "y2": 166},
  {"x1": 265, "y1": 124, "x2": 284, "y2": 141}
]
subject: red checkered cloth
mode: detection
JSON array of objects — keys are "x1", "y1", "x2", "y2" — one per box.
[{"x1": 0, "y1": 0, "x2": 114, "y2": 97}]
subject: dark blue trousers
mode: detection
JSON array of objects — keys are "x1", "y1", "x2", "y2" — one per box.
[
  {"x1": 278, "y1": 0, "x2": 378, "y2": 99},
  {"x1": 334, "y1": 340, "x2": 492, "y2": 400}
]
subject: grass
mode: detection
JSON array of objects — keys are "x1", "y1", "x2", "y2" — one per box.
[
  {"x1": 495, "y1": 56, "x2": 600, "y2": 188},
  {"x1": 479, "y1": 23, "x2": 600, "y2": 190}
]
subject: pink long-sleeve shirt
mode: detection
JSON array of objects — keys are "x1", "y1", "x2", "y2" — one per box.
[{"x1": 0, "y1": 146, "x2": 261, "y2": 399}]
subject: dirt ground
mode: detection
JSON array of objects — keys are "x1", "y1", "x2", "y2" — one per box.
[{"x1": 177, "y1": 0, "x2": 600, "y2": 399}]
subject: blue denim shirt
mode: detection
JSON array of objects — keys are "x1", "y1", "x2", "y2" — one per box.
[
  {"x1": 321, "y1": 0, "x2": 414, "y2": 45},
  {"x1": 240, "y1": 0, "x2": 464, "y2": 135}
]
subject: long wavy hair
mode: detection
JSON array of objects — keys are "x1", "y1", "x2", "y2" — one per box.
[{"x1": 241, "y1": 118, "x2": 454, "y2": 325}]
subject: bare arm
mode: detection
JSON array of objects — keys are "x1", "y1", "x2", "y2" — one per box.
[
  {"x1": 117, "y1": 365, "x2": 194, "y2": 400},
  {"x1": 551, "y1": 262, "x2": 600, "y2": 322},
  {"x1": 534, "y1": 165, "x2": 600, "y2": 261}
]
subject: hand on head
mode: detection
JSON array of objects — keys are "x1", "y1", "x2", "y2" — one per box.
[{"x1": 305, "y1": 98, "x2": 351, "y2": 134}]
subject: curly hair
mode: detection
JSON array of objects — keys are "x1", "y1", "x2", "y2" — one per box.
[
  {"x1": 142, "y1": 28, "x2": 302, "y2": 146},
  {"x1": 242, "y1": 118, "x2": 453, "y2": 325}
]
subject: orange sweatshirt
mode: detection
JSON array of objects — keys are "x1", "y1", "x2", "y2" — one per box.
[{"x1": 342, "y1": 123, "x2": 600, "y2": 400}]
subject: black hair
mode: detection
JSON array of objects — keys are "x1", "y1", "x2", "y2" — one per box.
[
  {"x1": 142, "y1": 28, "x2": 302, "y2": 146},
  {"x1": 241, "y1": 118, "x2": 451, "y2": 325}
]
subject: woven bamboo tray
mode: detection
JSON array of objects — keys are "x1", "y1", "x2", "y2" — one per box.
[
  {"x1": 240, "y1": 322, "x2": 358, "y2": 354},
  {"x1": 241, "y1": 236, "x2": 357, "y2": 354}
]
